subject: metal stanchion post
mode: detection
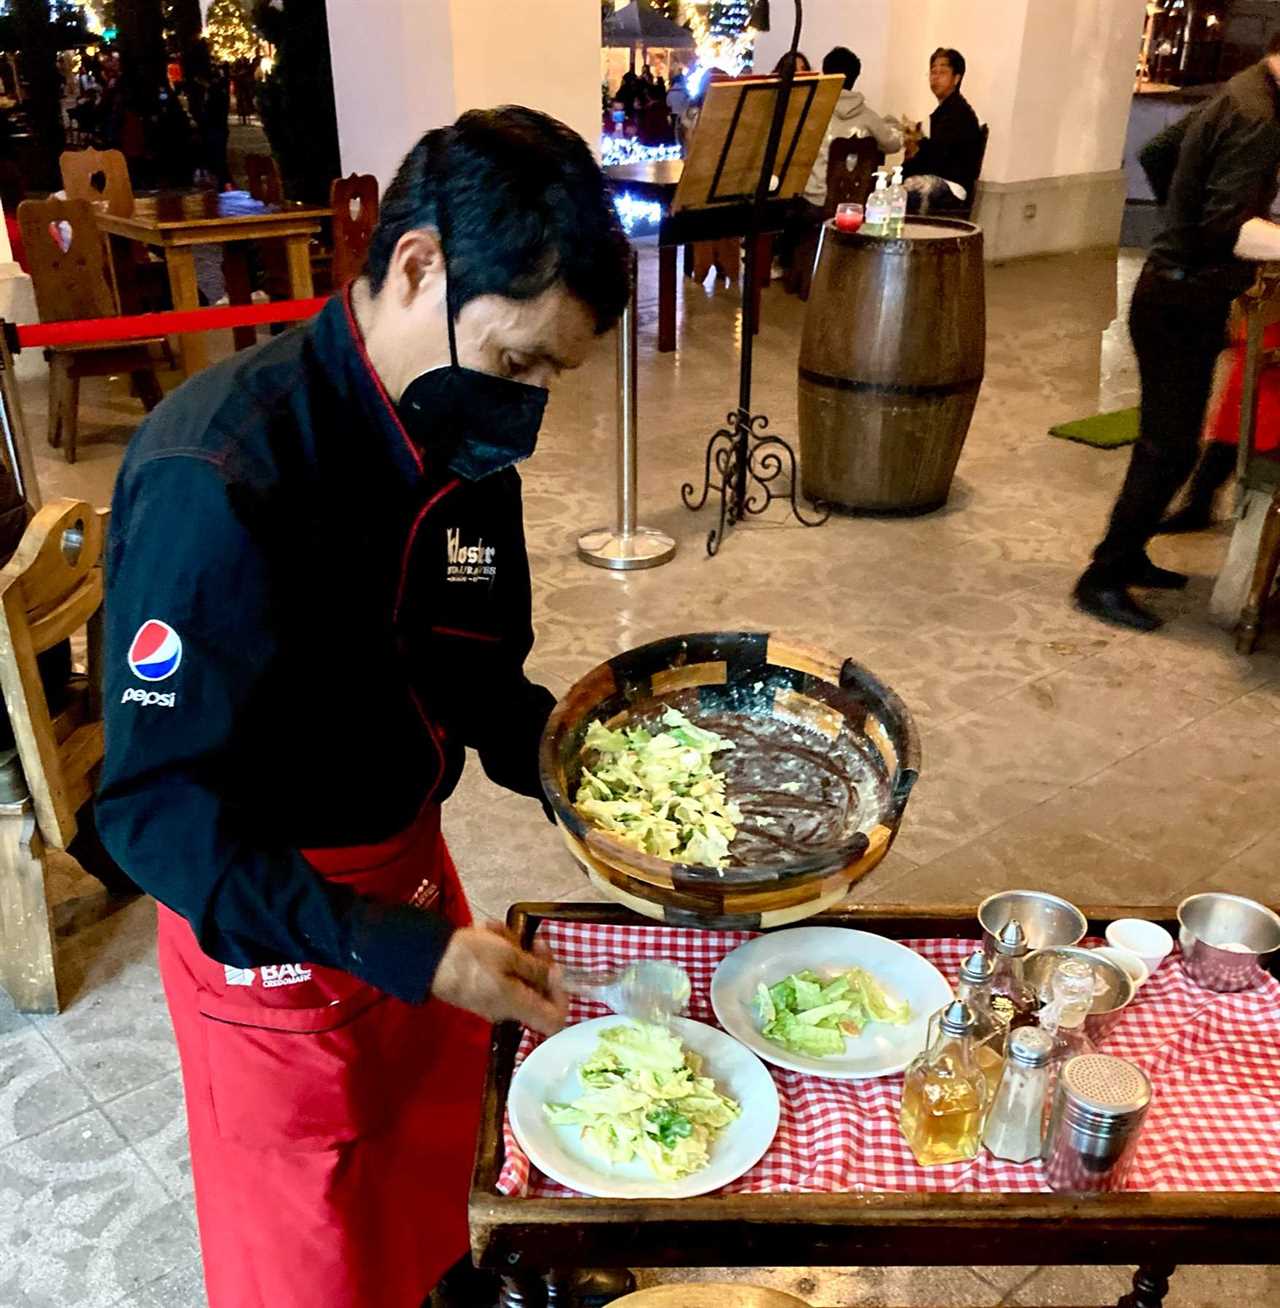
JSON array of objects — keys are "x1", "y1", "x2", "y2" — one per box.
[{"x1": 577, "y1": 250, "x2": 676, "y2": 571}]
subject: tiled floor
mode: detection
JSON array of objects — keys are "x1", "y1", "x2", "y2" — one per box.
[{"x1": 3, "y1": 243, "x2": 1278, "y2": 1306}]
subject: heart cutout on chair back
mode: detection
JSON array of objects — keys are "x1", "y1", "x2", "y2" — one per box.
[
  {"x1": 348, "y1": 195, "x2": 362, "y2": 223},
  {"x1": 47, "y1": 220, "x2": 74, "y2": 254},
  {"x1": 89, "y1": 168, "x2": 107, "y2": 194}
]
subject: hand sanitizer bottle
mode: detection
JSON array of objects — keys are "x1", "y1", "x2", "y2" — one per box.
[
  {"x1": 865, "y1": 170, "x2": 890, "y2": 237},
  {"x1": 889, "y1": 165, "x2": 907, "y2": 237}
]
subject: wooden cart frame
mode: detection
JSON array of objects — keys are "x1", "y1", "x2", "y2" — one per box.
[{"x1": 470, "y1": 902, "x2": 1280, "y2": 1308}]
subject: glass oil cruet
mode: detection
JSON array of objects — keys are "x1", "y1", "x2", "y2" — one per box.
[{"x1": 900, "y1": 999, "x2": 990, "y2": 1166}]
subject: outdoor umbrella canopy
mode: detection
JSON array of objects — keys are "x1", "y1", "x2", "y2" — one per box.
[{"x1": 603, "y1": 1, "x2": 696, "y2": 49}]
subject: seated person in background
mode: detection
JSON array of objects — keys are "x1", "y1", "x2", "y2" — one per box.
[
  {"x1": 775, "y1": 46, "x2": 902, "y2": 274},
  {"x1": 772, "y1": 50, "x2": 813, "y2": 75},
  {"x1": 902, "y1": 47, "x2": 983, "y2": 213}
]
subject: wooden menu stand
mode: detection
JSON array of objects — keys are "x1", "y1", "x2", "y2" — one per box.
[{"x1": 673, "y1": 17, "x2": 842, "y2": 556}]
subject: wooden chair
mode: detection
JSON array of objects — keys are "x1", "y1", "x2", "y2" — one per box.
[
  {"x1": 1208, "y1": 270, "x2": 1280, "y2": 652},
  {"x1": 61, "y1": 145, "x2": 168, "y2": 313},
  {"x1": 785, "y1": 133, "x2": 883, "y2": 301},
  {"x1": 16, "y1": 198, "x2": 169, "y2": 464},
  {"x1": 245, "y1": 153, "x2": 340, "y2": 300},
  {"x1": 246, "y1": 152, "x2": 284, "y2": 206},
  {"x1": 0, "y1": 500, "x2": 107, "y2": 1012},
  {"x1": 59, "y1": 146, "x2": 134, "y2": 217},
  {"x1": 953, "y1": 123, "x2": 991, "y2": 222},
  {"x1": 330, "y1": 172, "x2": 379, "y2": 288}
]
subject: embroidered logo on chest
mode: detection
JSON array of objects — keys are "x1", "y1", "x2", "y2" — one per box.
[{"x1": 446, "y1": 527, "x2": 497, "y2": 583}]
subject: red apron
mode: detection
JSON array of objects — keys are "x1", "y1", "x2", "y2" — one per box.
[{"x1": 157, "y1": 802, "x2": 489, "y2": 1308}]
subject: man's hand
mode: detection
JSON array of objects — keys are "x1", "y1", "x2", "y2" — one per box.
[{"x1": 431, "y1": 924, "x2": 568, "y2": 1035}]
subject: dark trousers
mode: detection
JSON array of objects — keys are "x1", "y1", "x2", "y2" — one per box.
[{"x1": 1092, "y1": 263, "x2": 1232, "y2": 574}]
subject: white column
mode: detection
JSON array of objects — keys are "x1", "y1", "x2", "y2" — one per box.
[
  {"x1": 325, "y1": 0, "x2": 601, "y2": 195},
  {"x1": 0, "y1": 197, "x2": 43, "y2": 382}
]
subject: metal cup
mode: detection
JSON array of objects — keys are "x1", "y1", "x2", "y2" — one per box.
[
  {"x1": 978, "y1": 890, "x2": 1087, "y2": 958},
  {"x1": 1177, "y1": 893, "x2": 1280, "y2": 993}
]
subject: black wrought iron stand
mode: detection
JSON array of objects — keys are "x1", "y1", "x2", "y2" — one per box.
[{"x1": 680, "y1": 0, "x2": 830, "y2": 555}]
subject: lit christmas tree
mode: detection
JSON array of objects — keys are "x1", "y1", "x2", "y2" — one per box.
[
  {"x1": 709, "y1": 1, "x2": 752, "y2": 39},
  {"x1": 205, "y1": 0, "x2": 257, "y2": 63}
]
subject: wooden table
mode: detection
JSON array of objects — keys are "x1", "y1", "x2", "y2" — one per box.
[
  {"x1": 98, "y1": 192, "x2": 330, "y2": 376},
  {"x1": 470, "y1": 901, "x2": 1280, "y2": 1308},
  {"x1": 605, "y1": 162, "x2": 683, "y2": 355}
]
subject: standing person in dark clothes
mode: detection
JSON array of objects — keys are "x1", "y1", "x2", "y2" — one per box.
[
  {"x1": 901, "y1": 47, "x2": 983, "y2": 214},
  {"x1": 96, "y1": 107, "x2": 629, "y2": 1308},
  {"x1": 1074, "y1": 37, "x2": 1280, "y2": 631}
]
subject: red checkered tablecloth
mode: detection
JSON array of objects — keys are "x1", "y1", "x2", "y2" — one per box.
[{"x1": 496, "y1": 922, "x2": 1280, "y2": 1197}]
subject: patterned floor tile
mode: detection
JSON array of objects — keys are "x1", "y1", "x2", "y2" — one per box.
[
  {"x1": 0, "y1": 1110, "x2": 198, "y2": 1308},
  {"x1": 0, "y1": 1030, "x2": 93, "y2": 1149},
  {"x1": 101, "y1": 1075, "x2": 191, "y2": 1203},
  {"x1": 32, "y1": 904, "x2": 178, "y2": 1105}
]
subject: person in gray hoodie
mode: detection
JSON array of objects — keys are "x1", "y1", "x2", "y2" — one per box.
[
  {"x1": 775, "y1": 46, "x2": 902, "y2": 277},
  {"x1": 804, "y1": 46, "x2": 903, "y2": 207}
]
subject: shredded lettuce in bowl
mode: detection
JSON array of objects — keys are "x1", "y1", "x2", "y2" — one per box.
[
  {"x1": 543, "y1": 1023, "x2": 741, "y2": 1181},
  {"x1": 573, "y1": 707, "x2": 742, "y2": 868},
  {"x1": 754, "y1": 968, "x2": 912, "y2": 1057}
]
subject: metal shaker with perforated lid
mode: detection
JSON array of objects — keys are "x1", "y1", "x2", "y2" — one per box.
[{"x1": 1043, "y1": 1054, "x2": 1151, "y2": 1192}]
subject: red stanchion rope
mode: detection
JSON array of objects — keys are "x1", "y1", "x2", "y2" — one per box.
[{"x1": 10, "y1": 296, "x2": 329, "y2": 351}]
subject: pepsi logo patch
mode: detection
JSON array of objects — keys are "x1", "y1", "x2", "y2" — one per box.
[{"x1": 128, "y1": 620, "x2": 183, "y2": 682}]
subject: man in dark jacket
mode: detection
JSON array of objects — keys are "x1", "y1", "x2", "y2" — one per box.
[
  {"x1": 1074, "y1": 40, "x2": 1280, "y2": 630},
  {"x1": 901, "y1": 47, "x2": 984, "y2": 213},
  {"x1": 96, "y1": 107, "x2": 629, "y2": 1308}
]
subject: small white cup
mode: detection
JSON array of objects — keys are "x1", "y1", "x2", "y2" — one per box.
[
  {"x1": 1106, "y1": 919, "x2": 1174, "y2": 977},
  {"x1": 1092, "y1": 945, "x2": 1151, "y2": 990}
]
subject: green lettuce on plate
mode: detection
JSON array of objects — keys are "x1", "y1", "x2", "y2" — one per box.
[
  {"x1": 754, "y1": 968, "x2": 912, "y2": 1057},
  {"x1": 544, "y1": 1023, "x2": 740, "y2": 1181}
]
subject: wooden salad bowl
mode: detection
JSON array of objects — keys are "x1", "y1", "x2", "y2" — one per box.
[{"x1": 538, "y1": 632, "x2": 920, "y2": 929}]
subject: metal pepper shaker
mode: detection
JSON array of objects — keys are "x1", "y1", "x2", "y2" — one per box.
[{"x1": 1042, "y1": 1054, "x2": 1151, "y2": 1192}]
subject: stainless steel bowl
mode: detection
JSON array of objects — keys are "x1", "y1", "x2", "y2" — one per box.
[
  {"x1": 1025, "y1": 946, "x2": 1135, "y2": 1043},
  {"x1": 979, "y1": 890, "x2": 1087, "y2": 956},
  {"x1": 1177, "y1": 893, "x2": 1280, "y2": 993}
]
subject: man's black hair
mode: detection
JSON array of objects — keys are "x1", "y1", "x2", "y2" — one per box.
[
  {"x1": 822, "y1": 46, "x2": 862, "y2": 91},
  {"x1": 366, "y1": 106, "x2": 630, "y2": 334},
  {"x1": 1269, "y1": 30, "x2": 1280, "y2": 55},
  {"x1": 931, "y1": 47, "x2": 966, "y2": 83}
]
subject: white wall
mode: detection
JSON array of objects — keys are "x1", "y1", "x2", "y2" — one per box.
[
  {"x1": 753, "y1": 0, "x2": 892, "y2": 108},
  {"x1": 326, "y1": 0, "x2": 600, "y2": 193},
  {"x1": 326, "y1": 0, "x2": 455, "y2": 192},
  {"x1": 448, "y1": 0, "x2": 600, "y2": 155}
]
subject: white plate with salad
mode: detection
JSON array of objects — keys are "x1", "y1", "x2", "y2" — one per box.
[
  {"x1": 711, "y1": 927, "x2": 953, "y2": 1080},
  {"x1": 509, "y1": 1017, "x2": 779, "y2": 1198}
]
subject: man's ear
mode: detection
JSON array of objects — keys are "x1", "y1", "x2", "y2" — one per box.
[{"x1": 386, "y1": 228, "x2": 446, "y2": 308}]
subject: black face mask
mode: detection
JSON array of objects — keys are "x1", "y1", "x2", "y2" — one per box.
[{"x1": 397, "y1": 280, "x2": 549, "y2": 483}]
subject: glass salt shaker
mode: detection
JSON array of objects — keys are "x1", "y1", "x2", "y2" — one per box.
[
  {"x1": 988, "y1": 918, "x2": 1038, "y2": 1033},
  {"x1": 981, "y1": 1025, "x2": 1054, "y2": 1163}
]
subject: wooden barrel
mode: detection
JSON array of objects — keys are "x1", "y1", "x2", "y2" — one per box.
[{"x1": 798, "y1": 217, "x2": 985, "y2": 514}]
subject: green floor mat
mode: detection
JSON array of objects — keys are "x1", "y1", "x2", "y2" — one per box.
[{"x1": 1049, "y1": 407, "x2": 1139, "y2": 449}]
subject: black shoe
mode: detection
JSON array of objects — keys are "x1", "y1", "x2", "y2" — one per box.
[
  {"x1": 1155, "y1": 504, "x2": 1214, "y2": 536},
  {"x1": 1073, "y1": 571, "x2": 1164, "y2": 632},
  {"x1": 1127, "y1": 557, "x2": 1189, "y2": 590}
]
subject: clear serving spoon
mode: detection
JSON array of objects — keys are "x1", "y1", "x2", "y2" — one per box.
[{"x1": 560, "y1": 960, "x2": 692, "y2": 1025}]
